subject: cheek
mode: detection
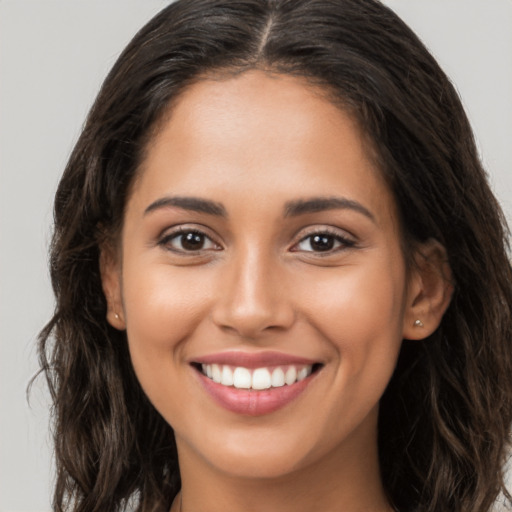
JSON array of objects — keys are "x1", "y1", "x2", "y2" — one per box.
[
  {"x1": 297, "y1": 254, "x2": 407, "y2": 377},
  {"x1": 119, "y1": 258, "x2": 220, "y2": 422},
  {"x1": 121, "y1": 259, "x2": 214, "y2": 363}
]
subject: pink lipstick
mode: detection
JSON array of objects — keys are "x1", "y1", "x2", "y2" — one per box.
[{"x1": 191, "y1": 351, "x2": 321, "y2": 416}]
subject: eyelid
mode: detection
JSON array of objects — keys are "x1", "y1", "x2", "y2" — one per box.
[
  {"x1": 290, "y1": 225, "x2": 356, "y2": 253},
  {"x1": 157, "y1": 224, "x2": 223, "y2": 253}
]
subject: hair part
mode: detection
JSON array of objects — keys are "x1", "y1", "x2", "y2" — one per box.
[{"x1": 39, "y1": 1, "x2": 512, "y2": 511}]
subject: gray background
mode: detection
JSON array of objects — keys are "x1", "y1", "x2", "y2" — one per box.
[{"x1": 1, "y1": 1, "x2": 511, "y2": 511}]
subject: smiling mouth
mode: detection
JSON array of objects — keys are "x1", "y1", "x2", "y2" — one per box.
[{"x1": 193, "y1": 363, "x2": 322, "y2": 391}]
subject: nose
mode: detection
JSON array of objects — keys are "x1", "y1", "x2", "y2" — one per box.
[{"x1": 211, "y1": 247, "x2": 295, "y2": 339}]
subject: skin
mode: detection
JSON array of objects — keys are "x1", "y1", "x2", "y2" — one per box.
[{"x1": 102, "y1": 70, "x2": 452, "y2": 512}]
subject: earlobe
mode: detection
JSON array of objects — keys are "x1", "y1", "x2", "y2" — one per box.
[
  {"x1": 402, "y1": 239, "x2": 453, "y2": 340},
  {"x1": 99, "y1": 244, "x2": 126, "y2": 331}
]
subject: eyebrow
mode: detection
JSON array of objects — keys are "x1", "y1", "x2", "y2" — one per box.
[
  {"x1": 144, "y1": 195, "x2": 375, "y2": 223},
  {"x1": 284, "y1": 197, "x2": 376, "y2": 222},
  {"x1": 144, "y1": 196, "x2": 227, "y2": 217}
]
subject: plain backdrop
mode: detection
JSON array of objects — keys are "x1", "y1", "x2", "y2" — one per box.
[{"x1": 1, "y1": 1, "x2": 511, "y2": 511}]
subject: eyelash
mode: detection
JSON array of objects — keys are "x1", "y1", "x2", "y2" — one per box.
[
  {"x1": 158, "y1": 227, "x2": 221, "y2": 254},
  {"x1": 291, "y1": 228, "x2": 356, "y2": 254},
  {"x1": 157, "y1": 226, "x2": 356, "y2": 255}
]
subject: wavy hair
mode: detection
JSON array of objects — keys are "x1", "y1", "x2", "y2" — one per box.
[{"x1": 39, "y1": 1, "x2": 512, "y2": 511}]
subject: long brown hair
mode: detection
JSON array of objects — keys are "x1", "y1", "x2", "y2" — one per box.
[{"x1": 39, "y1": 1, "x2": 512, "y2": 511}]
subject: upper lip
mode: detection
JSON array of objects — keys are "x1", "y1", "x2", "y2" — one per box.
[{"x1": 191, "y1": 350, "x2": 319, "y2": 369}]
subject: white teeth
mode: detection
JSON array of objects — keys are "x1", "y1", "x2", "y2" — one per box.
[
  {"x1": 200, "y1": 363, "x2": 315, "y2": 389},
  {"x1": 285, "y1": 366, "x2": 297, "y2": 385},
  {"x1": 233, "y1": 367, "x2": 252, "y2": 389},
  {"x1": 271, "y1": 367, "x2": 285, "y2": 388},
  {"x1": 297, "y1": 367, "x2": 309, "y2": 381},
  {"x1": 221, "y1": 366, "x2": 233, "y2": 386},
  {"x1": 202, "y1": 363, "x2": 213, "y2": 379},
  {"x1": 252, "y1": 368, "x2": 271, "y2": 390},
  {"x1": 211, "y1": 364, "x2": 222, "y2": 383}
]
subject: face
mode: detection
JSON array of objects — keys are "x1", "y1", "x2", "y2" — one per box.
[{"x1": 102, "y1": 71, "x2": 437, "y2": 482}]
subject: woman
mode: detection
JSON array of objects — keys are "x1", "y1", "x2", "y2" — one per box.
[{"x1": 39, "y1": 0, "x2": 512, "y2": 511}]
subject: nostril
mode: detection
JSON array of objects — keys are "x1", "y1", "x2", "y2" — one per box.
[{"x1": 212, "y1": 301, "x2": 296, "y2": 338}]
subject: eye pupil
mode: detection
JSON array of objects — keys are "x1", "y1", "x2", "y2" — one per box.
[
  {"x1": 182, "y1": 232, "x2": 204, "y2": 250},
  {"x1": 311, "y1": 234, "x2": 334, "y2": 251}
]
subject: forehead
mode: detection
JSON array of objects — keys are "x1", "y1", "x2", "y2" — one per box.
[{"x1": 131, "y1": 70, "x2": 396, "y2": 227}]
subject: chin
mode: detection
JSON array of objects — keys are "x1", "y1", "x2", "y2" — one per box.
[
  {"x1": 175, "y1": 415, "x2": 346, "y2": 482},
  {"x1": 205, "y1": 445, "x2": 314, "y2": 480}
]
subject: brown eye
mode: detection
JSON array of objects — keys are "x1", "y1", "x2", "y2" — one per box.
[
  {"x1": 160, "y1": 229, "x2": 220, "y2": 253},
  {"x1": 181, "y1": 232, "x2": 206, "y2": 250},
  {"x1": 293, "y1": 231, "x2": 355, "y2": 253},
  {"x1": 309, "y1": 234, "x2": 335, "y2": 252}
]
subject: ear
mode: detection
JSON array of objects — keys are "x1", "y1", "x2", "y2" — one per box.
[
  {"x1": 402, "y1": 238, "x2": 453, "y2": 340},
  {"x1": 99, "y1": 242, "x2": 126, "y2": 330}
]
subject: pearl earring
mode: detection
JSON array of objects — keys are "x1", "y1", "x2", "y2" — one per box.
[{"x1": 414, "y1": 319, "x2": 424, "y2": 327}]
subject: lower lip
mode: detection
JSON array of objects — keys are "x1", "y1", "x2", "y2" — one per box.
[{"x1": 196, "y1": 370, "x2": 317, "y2": 416}]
